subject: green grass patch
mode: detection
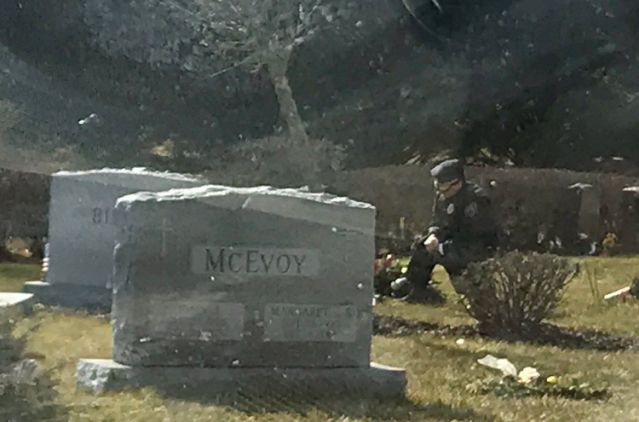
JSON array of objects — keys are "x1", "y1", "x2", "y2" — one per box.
[
  {"x1": 0, "y1": 263, "x2": 40, "y2": 292},
  {"x1": 2, "y1": 258, "x2": 639, "y2": 421}
]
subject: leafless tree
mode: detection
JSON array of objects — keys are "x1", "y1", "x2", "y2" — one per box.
[{"x1": 195, "y1": 0, "x2": 341, "y2": 143}]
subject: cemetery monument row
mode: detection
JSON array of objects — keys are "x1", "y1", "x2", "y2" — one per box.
[
  {"x1": 77, "y1": 185, "x2": 406, "y2": 396},
  {"x1": 24, "y1": 168, "x2": 206, "y2": 310}
]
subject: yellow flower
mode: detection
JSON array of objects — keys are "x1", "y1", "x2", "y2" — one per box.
[{"x1": 546, "y1": 376, "x2": 558, "y2": 384}]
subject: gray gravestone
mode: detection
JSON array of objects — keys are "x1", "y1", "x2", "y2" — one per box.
[
  {"x1": 568, "y1": 183, "x2": 601, "y2": 237},
  {"x1": 77, "y1": 185, "x2": 406, "y2": 397},
  {"x1": 24, "y1": 169, "x2": 205, "y2": 310}
]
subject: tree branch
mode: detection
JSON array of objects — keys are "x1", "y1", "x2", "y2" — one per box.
[{"x1": 208, "y1": 52, "x2": 261, "y2": 78}]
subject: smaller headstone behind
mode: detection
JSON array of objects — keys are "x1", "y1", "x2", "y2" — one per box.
[
  {"x1": 24, "y1": 169, "x2": 205, "y2": 310},
  {"x1": 571, "y1": 184, "x2": 601, "y2": 238},
  {"x1": 77, "y1": 185, "x2": 406, "y2": 397}
]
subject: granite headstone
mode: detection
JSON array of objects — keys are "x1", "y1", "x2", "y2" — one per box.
[
  {"x1": 24, "y1": 169, "x2": 205, "y2": 310},
  {"x1": 77, "y1": 185, "x2": 406, "y2": 397}
]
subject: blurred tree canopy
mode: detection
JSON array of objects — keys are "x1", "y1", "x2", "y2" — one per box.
[{"x1": 1, "y1": 0, "x2": 639, "y2": 174}]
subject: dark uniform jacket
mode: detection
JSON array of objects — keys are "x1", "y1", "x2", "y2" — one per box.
[{"x1": 427, "y1": 182, "x2": 498, "y2": 254}]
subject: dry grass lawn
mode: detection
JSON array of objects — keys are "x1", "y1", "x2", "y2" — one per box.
[{"x1": 1, "y1": 258, "x2": 638, "y2": 421}]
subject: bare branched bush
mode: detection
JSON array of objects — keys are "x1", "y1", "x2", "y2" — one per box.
[{"x1": 456, "y1": 252, "x2": 577, "y2": 337}]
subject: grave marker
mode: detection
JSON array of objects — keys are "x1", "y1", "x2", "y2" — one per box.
[
  {"x1": 77, "y1": 185, "x2": 406, "y2": 397},
  {"x1": 24, "y1": 168, "x2": 205, "y2": 310}
]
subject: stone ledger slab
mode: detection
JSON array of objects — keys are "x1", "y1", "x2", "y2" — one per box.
[
  {"x1": 25, "y1": 168, "x2": 205, "y2": 310},
  {"x1": 76, "y1": 359, "x2": 407, "y2": 397},
  {"x1": 0, "y1": 293, "x2": 34, "y2": 318}
]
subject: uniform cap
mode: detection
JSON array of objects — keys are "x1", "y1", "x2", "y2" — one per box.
[{"x1": 430, "y1": 159, "x2": 464, "y2": 183}]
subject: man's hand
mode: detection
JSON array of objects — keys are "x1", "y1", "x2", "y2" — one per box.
[{"x1": 424, "y1": 234, "x2": 439, "y2": 253}]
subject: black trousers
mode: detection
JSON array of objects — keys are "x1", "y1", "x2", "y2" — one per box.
[{"x1": 406, "y1": 240, "x2": 488, "y2": 293}]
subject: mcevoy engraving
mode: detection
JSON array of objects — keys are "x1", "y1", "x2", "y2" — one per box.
[{"x1": 191, "y1": 247, "x2": 320, "y2": 276}]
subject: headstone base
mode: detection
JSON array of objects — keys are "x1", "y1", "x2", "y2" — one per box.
[
  {"x1": 23, "y1": 281, "x2": 111, "y2": 312},
  {"x1": 0, "y1": 293, "x2": 34, "y2": 318},
  {"x1": 76, "y1": 359, "x2": 407, "y2": 397}
]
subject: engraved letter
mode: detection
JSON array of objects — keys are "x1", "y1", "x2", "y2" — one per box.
[
  {"x1": 206, "y1": 248, "x2": 224, "y2": 272},
  {"x1": 261, "y1": 254, "x2": 274, "y2": 273},
  {"x1": 246, "y1": 250, "x2": 259, "y2": 273},
  {"x1": 276, "y1": 255, "x2": 291, "y2": 273},
  {"x1": 92, "y1": 208, "x2": 102, "y2": 224},
  {"x1": 229, "y1": 252, "x2": 242, "y2": 273},
  {"x1": 293, "y1": 255, "x2": 306, "y2": 274}
]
